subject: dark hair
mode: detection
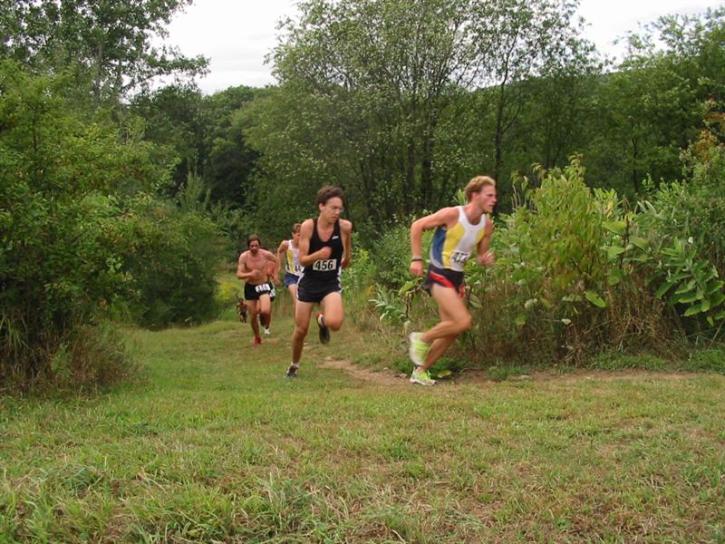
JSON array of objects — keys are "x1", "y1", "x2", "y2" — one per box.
[
  {"x1": 247, "y1": 234, "x2": 261, "y2": 247},
  {"x1": 315, "y1": 185, "x2": 345, "y2": 207}
]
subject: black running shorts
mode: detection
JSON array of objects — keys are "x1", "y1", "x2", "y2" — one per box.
[
  {"x1": 422, "y1": 264, "x2": 465, "y2": 297},
  {"x1": 297, "y1": 277, "x2": 341, "y2": 304},
  {"x1": 244, "y1": 281, "x2": 273, "y2": 301}
]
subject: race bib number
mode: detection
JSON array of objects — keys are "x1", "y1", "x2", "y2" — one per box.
[
  {"x1": 451, "y1": 251, "x2": 470, "y2": 264},
  {"x1": 293, "y1": 264, "x2": 303, "y2": 274},
  {"x1": 312, "y1": 259, "x2": 337, "y2": 272},
  {"x1": 255, "y1": 283, "x2": 271, "y2": 293}
]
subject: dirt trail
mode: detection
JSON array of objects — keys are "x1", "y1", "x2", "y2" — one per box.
[
  {"x1": 317, "y1": 357, "x2": 703, "y2": 387},
  {"x1": 317, "y1": 357, "x2": 408, "y2": 386}
]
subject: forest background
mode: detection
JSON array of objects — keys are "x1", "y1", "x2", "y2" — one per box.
[{"x1": 1, "y1": 0, "x2": 724, "y2": 390}]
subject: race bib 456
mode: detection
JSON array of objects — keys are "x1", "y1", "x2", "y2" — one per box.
[{"x1": 312, "y1": 259, "x2": 337, "y2": 272}]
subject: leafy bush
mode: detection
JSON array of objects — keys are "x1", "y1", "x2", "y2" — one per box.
[
  {"x1": 0, "y1": 64, "x2": 159, "y2": 385},
  {"x1": 455, "y1": 158, "x2": 674, "y2": 364},
  {"x1": 341, "y1": 239, "x2": 379, "y2": 328},
  {"x1": 367, "y1": 222, "x2": 413, "y2": 290},
  {"x1": 0, "y1": 64, "x2": 225, "y2": 388},
  {"x1": 610, "y1": 141, "x2": 725, "y2": 336},
  {"x1": 463, "y1": 160, "x2": 623, "y2": 362},
  {"x1": 108, "y1": 196, "x2": 226, "y2": 328},
  {"x1": 215, "y1": 273, "x2": 245, "y2": 321}
]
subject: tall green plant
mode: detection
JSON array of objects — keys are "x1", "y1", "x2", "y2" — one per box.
[{"x1": 0, "y1": 63, "x2": 162, "y2": 382}]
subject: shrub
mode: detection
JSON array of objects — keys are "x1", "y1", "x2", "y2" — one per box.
[
  {"x1": 0, "y1": 64, "x2": 161, "y2": 386},
  {"x1": 462, "y1": 158, "x2": 675, "y2": 364},
  {"x1": 108, "y1": 196, "x2": 226, "y2": 328},
  {"x1": 617, "y1": 141, "x2": 725, "y2": 337},
  {"x1": 0, "y1": 64, "x2": 224, "y2": 389},
  {"x1": 367, "y1": 222, "x2": 413, "y2": 290}
]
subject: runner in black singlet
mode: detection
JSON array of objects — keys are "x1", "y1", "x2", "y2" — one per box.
[{"x1": 286, "y1": 186, "x2": 352, "y2": 377}]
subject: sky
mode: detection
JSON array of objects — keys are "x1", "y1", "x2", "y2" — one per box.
[{"x1": 161, "y1": 0, "x2": 722, "y2": 94}]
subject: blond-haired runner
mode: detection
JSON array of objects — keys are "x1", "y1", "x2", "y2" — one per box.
[
  {"x1": 276, "y1": 223, "x2": 303, "y2": 314},
  {"x1": 286, "y1": 186, "x2": 352, "y2": 378},
  {"x1": 408, "y1": 176, "x2": 497, "y2": 385},
  {"x1": 236, "y1": 235, "x2": 278, "y2": 346}
]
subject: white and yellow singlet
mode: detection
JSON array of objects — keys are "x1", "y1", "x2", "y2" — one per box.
[
  {"x1": 285, "y1": 239, "x2": 302, "y2": 276},
  {"x1": 429, "y1": 206, "x2": 488, "y2": 272}
]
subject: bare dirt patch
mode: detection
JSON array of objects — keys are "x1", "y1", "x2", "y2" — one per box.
[
  {"x1": 317, "y1": 359, "x2": 704, "y2": 388},
  {"x1": 453, "y1": 368, "x2": 701, "y2": 385},
  {"x1": 317, "y1": 357, "x2": 408, "y2": 386}
]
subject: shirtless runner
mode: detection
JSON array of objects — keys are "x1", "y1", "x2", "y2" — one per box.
[{"x1": 236, "y1": 234, "x2": 279, "y2": 345}]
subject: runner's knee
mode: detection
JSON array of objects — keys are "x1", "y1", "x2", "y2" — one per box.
[
  {"x1": 451, "y1": 315, "x2": 472, "y2": 334},
  {"x1": 459, "y1": 315, "x2": 472, "y2": 332},
  {"x1": 326, "y1": 316, "x2": 343, "y2": 331}
]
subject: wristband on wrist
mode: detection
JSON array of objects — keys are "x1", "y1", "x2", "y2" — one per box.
[{"x1": 411, "y1": 257, "x2": 424, "y2": 262}]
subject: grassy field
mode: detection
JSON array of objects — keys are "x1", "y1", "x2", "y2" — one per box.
[{"x1": 1, "y1": 307, "x2": 724, "y2": 543}]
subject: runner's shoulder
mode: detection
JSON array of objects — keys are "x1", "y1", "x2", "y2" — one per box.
[
  {"x1": 300, "y1": 218, "x2": 315, "y2": 233},
  {"x1": 431, "y1": 206, "x2": 460, "y2": 225},
  {"x1": 339, "y1": 218, "x2": 353, "y2": 233}
]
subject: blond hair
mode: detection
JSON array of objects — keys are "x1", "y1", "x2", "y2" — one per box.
[{"x1": 464, "y1": 176, "x2": 496, "y2": 202}]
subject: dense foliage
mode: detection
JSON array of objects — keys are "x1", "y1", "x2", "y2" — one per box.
[
  {"x1": 0, "y1": 0, "x2": 207, "y2": 105},
  {"x1": 360, "y1": 146, "x2": 724, "y2": 368},
  {"x1": 1, "y1": 0, "x2": 723, "y2": 390},
  {"x1": 0, "y1": 62, "x2": 224, "y2": 388}
]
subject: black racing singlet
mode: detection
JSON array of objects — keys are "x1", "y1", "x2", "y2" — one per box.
[{"x1": 303, "y1": 218, "x2": 343, "y2": 283}]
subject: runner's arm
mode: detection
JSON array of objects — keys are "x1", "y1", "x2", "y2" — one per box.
[
  {"x1": 235, "y1": 253, "x2": 256, "y2": 280},
  {"x1": 298, "y1": 219, "x2": 331, "y2": 267},
  {"x1": 297, "y1": 219, "x2": 316, "y2": 267},
  {"x1": 409, "y1": 207, "x2": 457, "y2": 275},
  {"x1": 476, "y1": 218, "x2": 495, "y2": 267},
  {"x1": 263, "y1": 249, "x2": 280, "y2": 279},
  {"x1": 341, "y1": 220, "x2": 353, "y2": 268},
  {"x1": 276, "y1": 240, "x2": 289, "y2": 265}
]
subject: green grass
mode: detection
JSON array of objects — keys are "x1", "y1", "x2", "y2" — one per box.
[{"x1": 1, "y1": 311, "x2": 724, "y2": 543}]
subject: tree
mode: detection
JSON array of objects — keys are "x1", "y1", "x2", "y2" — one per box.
[
  {"x1": 246, "y1": 0, "x2": 592, "y2": 227},
  {"x1": 130, "y1": 84, "x2": 208, "y2": 195},
  {"x1": 0, "y1": 0, "x2": 208, "y2": 104},
  {"x1": 468, "y1": 0, "x2": 591, "y2": 184},
  {"x1": 202, "y1": 86, "x2": 262, "y2": 207},
  {"x1": 585, "y1": 7, "x2": 724, "y2": 194}
]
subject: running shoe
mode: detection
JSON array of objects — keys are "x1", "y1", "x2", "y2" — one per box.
[
  {"x1": 317, "y1": 313, "x2": 330, "y2": 344},
  {"x1": 408, "y1": 332, "x2": 430, "y2": 367},
  {"x1": 410, "y1": 367, "x2": 436, "y2": 386},
  {"x1": 263, "y1": 327, "x2": 271, "y2": 336},
  {"x1": 253, "y1": 335, "x2": 262, "y2": 346},
  {"x1": 285, "y1": 363, "x2": 299, "y2": 378}
]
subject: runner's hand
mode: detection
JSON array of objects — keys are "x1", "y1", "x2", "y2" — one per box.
[
  {"x1": 410, "y1": 260, "x2": 424, "y2": 277},
  {"x1": 317, "y1": 246, "x2": 332, "y2": 260},
  {"x1": 249, "y1": 269, "x2": 265, "y2": 283},
  {"x1": 478, "y1": 251, "x2": 495, "y2": 267}
]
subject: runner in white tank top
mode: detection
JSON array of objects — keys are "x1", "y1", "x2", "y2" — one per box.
[
  {"x1": 407, "y1": 176, "x2": 497, "y2": 386},
  {"x1": 276, "y1": 223, "x2": 303, "y2": 314}
]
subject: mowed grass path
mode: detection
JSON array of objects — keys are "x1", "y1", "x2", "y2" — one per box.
[{"x1": 1, "y1": 315, "x2": 723, "y2": 543}]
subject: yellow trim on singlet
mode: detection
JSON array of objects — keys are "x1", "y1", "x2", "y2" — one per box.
[
  {"x1": 441, "y1": 222, "x2": 465, "y2": 269},
  {"x1": 286, "y1": 248, "x2": 295, "y2": 273}
]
